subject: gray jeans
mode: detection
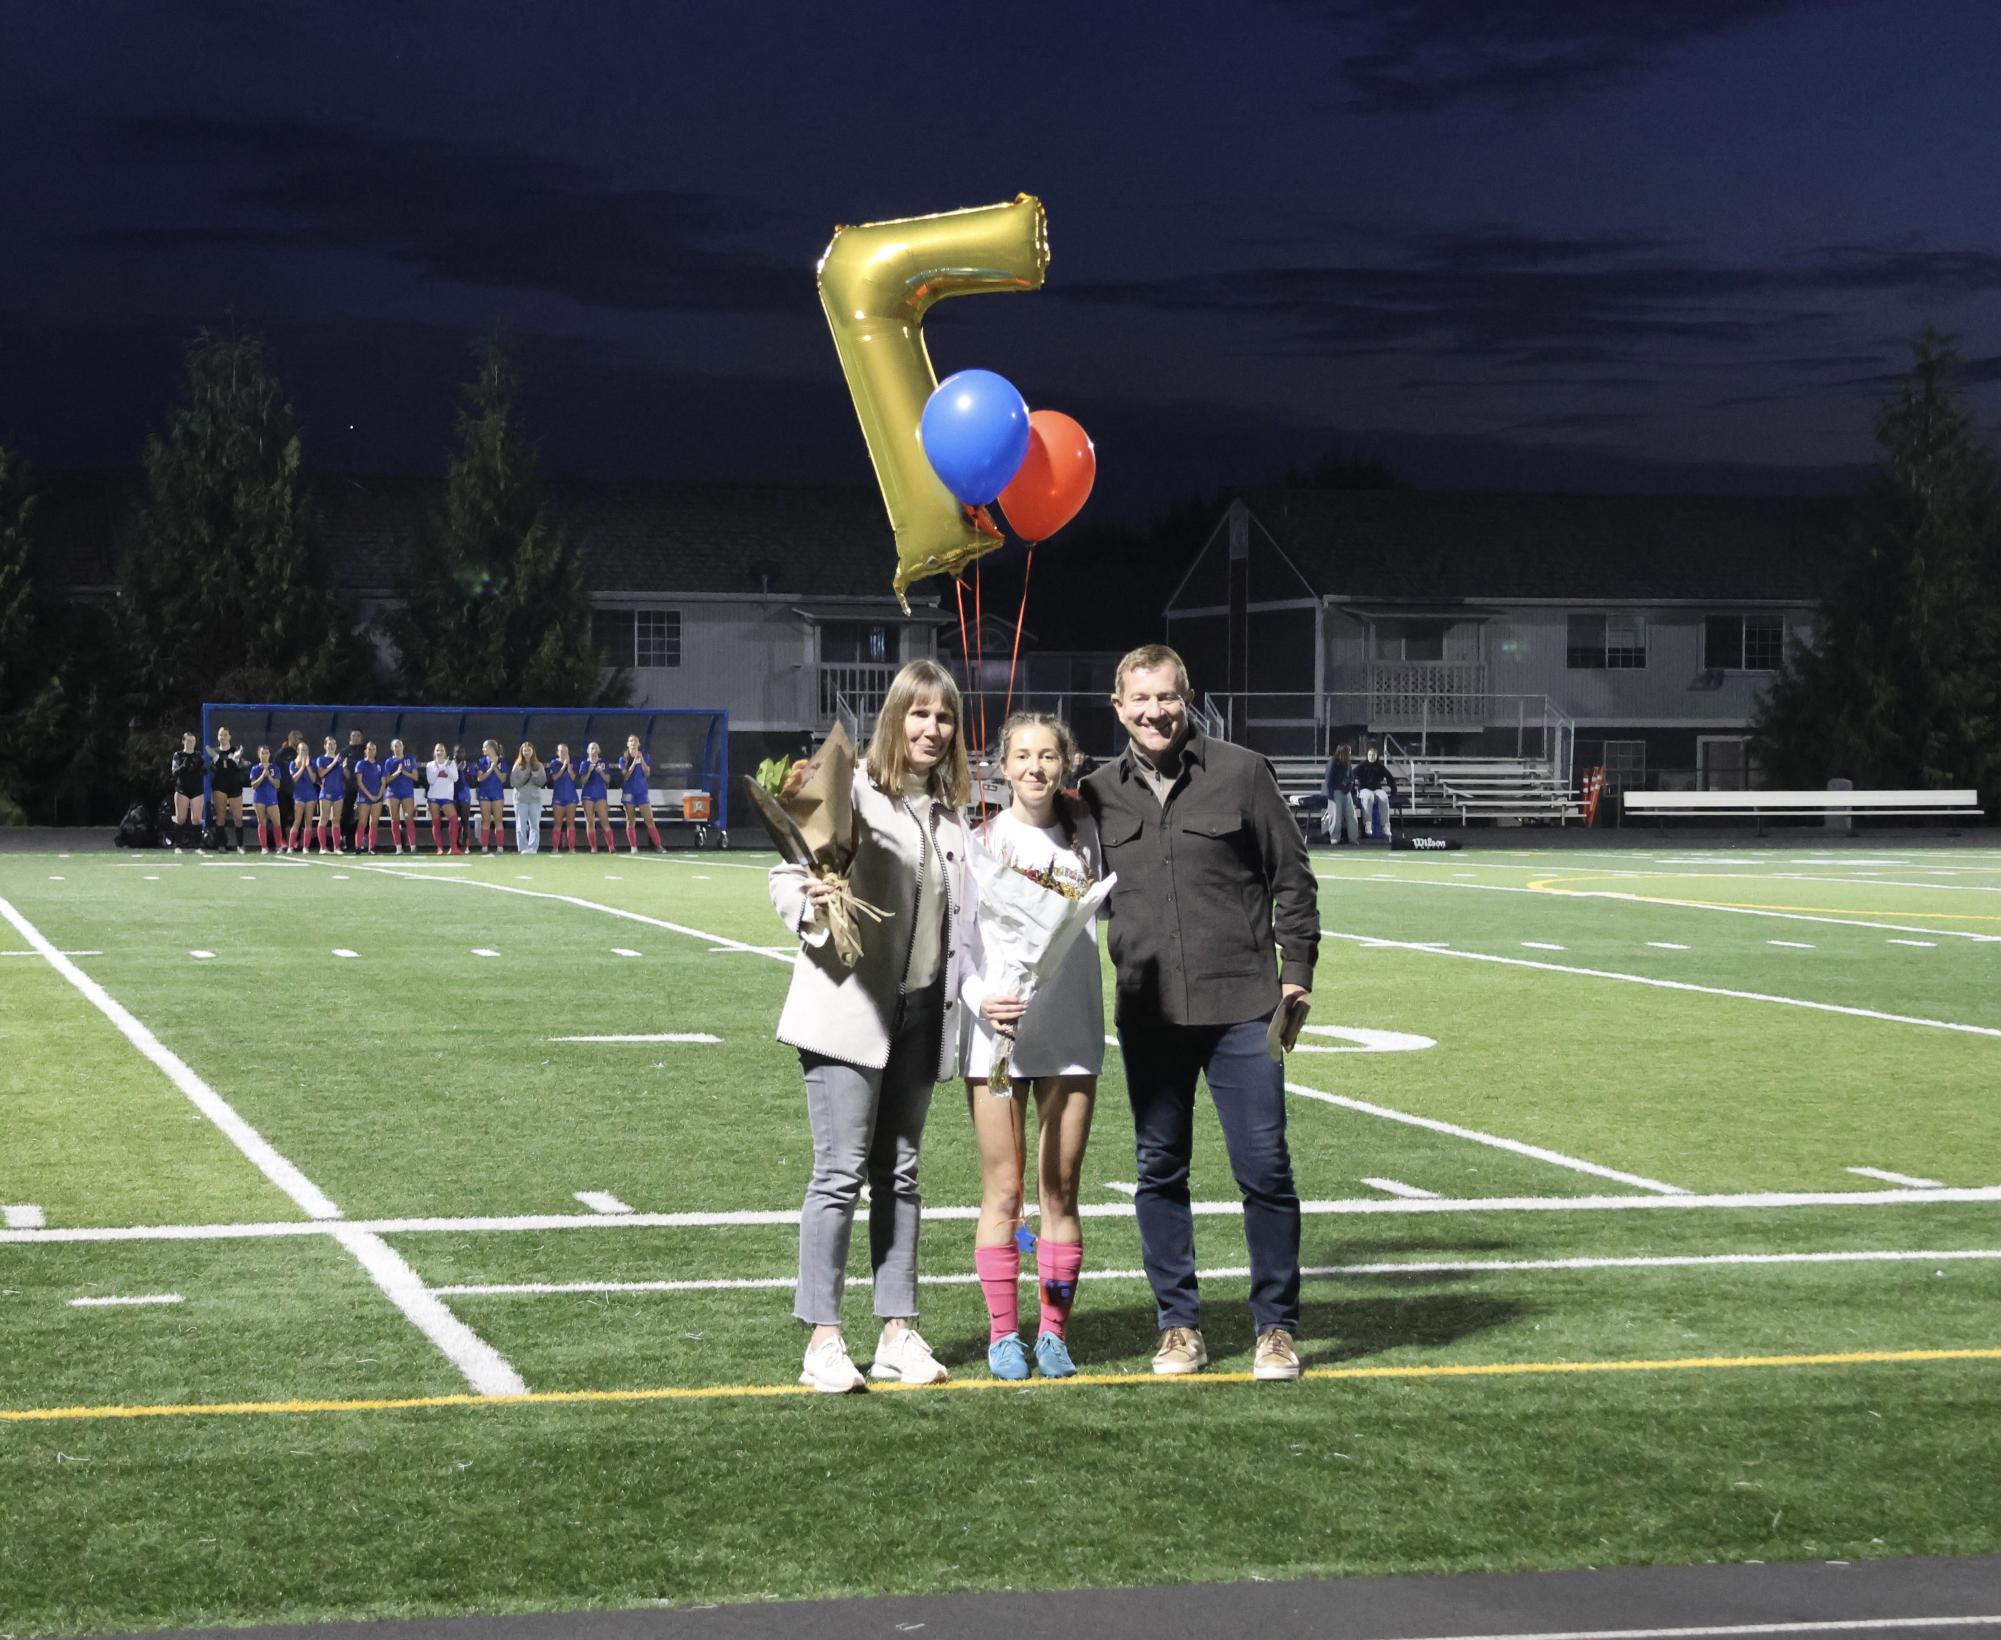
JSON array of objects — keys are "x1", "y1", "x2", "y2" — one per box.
[{"x1": 794, "y1": 980, "x2": 942, "y2": 1327}]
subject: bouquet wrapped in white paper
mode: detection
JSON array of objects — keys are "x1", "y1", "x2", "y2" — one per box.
[{"x1": 965, "y1": 828, "x2": 1116, "y2": 1090}]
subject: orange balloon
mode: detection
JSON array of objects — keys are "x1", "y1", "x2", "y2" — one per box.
[{"x1": 998, "y1": 410, "x2": 1095, "y2": 543}]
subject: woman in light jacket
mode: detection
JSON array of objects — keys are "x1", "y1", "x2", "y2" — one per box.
[{"x1": 768, "y1": 658, "x2": 976, "y2": 1394}]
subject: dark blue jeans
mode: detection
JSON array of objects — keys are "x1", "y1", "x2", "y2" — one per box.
[{"x1": 1118, "y1": 1010, "x2": 1301, "y2": 1334}]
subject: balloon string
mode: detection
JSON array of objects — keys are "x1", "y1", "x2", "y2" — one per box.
[
  {"x1": 1002, "y1": 546, "x2": 1033, "y2": 727},
  {"x1": 973, "y1": 561, "x2": 988, "y2": 758}
]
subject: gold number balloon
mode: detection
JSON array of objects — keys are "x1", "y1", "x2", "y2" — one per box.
[{"x1": 818, "y1": 195, "x2": 1049, "y2": 605}]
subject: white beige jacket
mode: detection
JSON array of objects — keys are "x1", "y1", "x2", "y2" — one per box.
[{"x1": 768, "y1": 770, "x2": 974, "y2": 1079}]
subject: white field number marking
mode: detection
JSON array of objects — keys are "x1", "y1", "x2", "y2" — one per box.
[
  {"x1": 3, "y1": 1205, "x2": 45, "y2": 1229},
  {"x1": 574, "y1": 1192, "x2": 634, "y2": 1215},
  {"x1": 1292, "y1": 1025, "x2": 1437, "y2": 1054},
  {"x1": 1847, "y1": 1167, "x2": 1947, "y2": 1190}
]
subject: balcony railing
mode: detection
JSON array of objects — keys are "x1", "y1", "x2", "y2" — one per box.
[
  {"x1": 816, "y1": 663, "x2": 899, "y2": 722},
  {"x1": 1364, "y1": 660, "x2": 1488, "y2": 728}
]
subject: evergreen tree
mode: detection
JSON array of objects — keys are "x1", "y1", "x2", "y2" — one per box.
[
  {"x1": 119, "y1": 329, "x2": 364, "y2": 779},
  {"x1": 386, "y1": 339, "x2": 617, "y2": 705},
  {"x1": 1755, "y1": 331, "x2": 2001, "y2": 802},
  {"x1": 0, "y1": 447, "x2": 46, "y2": 822}
]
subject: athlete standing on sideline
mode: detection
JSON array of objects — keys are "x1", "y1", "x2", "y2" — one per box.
[
  {"x1": 339, "y1": 728, "x2": 366, "y2": 841},
  {"x1": 473, "y1": 739, "x2": 507, "y2": 854},
  {"x1": 286, "y1": 737, "x2": 319, "y2": 853},
  {"x1": 353, "y1": 741, "x2": 384, "y2": 854},
  {"x1": 248, "y1": 745, "x2": 282, "y2": 853},
  {"x1": 313, "y1": 735, "x2": 347, "y2": 855},
  {"x1": 384, "y1": 738, "x2": 417, "y2": 853},
  {"x1": 209, "y1": 726, "x2": 248, "y2": 852},
  {"x1": 425, "y1": 743, "x2": 460, "y2": 854},
  {"x1": 579, "y1": 741, "x2": 613, "y2": 853},
  {"x1": 170, "y1": 732, "x2": 207, "y2": 851},
  {"x1": 547, "y1": 742, "x2": 579, "y2": 852},
  {"x1": 452, "y1": 746, "x2": 475, "y2": 849},
  {"x1": 619, "y1": 734, "x2": 664, "y2": 853}
]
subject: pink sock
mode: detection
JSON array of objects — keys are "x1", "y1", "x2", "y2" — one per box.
[
  {"x1": 646, "y1": 821, "x2": 663, "y2": 850},
  {"x1": 1037, "y1": 1240, "x2": 1084, "y2": 1340},
  {"x1": 975, "y1": 1244, "x2": 1021, "y2": 1344}
]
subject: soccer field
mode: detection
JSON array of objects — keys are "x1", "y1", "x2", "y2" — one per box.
[{"x1": 2, "y1": 840, "x2": 1998, "y2": 1637}]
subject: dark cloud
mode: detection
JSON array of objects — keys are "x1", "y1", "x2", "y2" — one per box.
[
  {"x1": 1312, "y1": 0, "x2": 1819, "y2": 114},
  {"x1": 78, "y1": 115, "x2": 802, "y2": 313}
]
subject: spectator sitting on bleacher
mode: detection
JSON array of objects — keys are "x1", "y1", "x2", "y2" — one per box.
[
  {"x1": 1322, "y1": 742, "x2": 1358, "y2": 846},
  {"x1": 1352, "y1": 745, "x2": 1396, "y2": 840}
]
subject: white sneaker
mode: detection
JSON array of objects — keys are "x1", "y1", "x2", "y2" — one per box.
[
  {"x1": 799, "y1": 1334, "x2": 867, "y2": 1394},
  {"x1": 870, "y1": 1324, "x2": 949, "y2": 1385}
]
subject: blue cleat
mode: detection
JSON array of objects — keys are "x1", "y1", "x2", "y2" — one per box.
[
  {"x1": 988, "y1": 1333, "x2": 1031, "y2": 1381},
  {"x1": 1034, "y1": 1331, "x2": 1077, "y2": 1378}
]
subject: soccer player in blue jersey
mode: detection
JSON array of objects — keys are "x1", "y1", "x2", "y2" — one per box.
[
  {"x1": 383, "y1": 738, "x2": 417, "y2": 853},
  {"x1": 353, "y1": 741, "x2": 384, "y2": 854},
  {"x1": 287, "y1": 739, "x2": 319, "y2": 853},
  {"x1": 249, "y1": 744, "x2": 282, "y2": 853},
  {"x1": 313, "y1": 735, "x2": 347, "y2": 855},
  {"x1": 548, "y1": 742, "x2": 579, "y2": 853},
  {"x1": 619, "y1": 734, "x2": 664, "y2": 853},
  {"x1": 579, "y1": 740, "x2": 613, "y2": 853},
  {"x1": 472, "y1": 739, "x2": 507, "y2": 854}
]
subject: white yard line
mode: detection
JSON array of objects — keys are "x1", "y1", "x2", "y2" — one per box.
[
  {"x1": 1321, "y1": 871, "x2": 2001, "y2": 942},
  {"x1": 1847, "y1": 1167, "x2": 1947, "y2": 1189},
  {"x1": 0, "y1": 889, "x2": 525, "y2": 1398},
  {"x1": 0, "y1": 950, "x2": 103, "y2": 957},
  {"x1": 1098, "y1": 1032, "x2": 1683, "y2": 1193},
  {"x1": 549, "y1": 1033, "x2": 722, "y2": 1044},
  {"x1": 3, "y1": 1205, "x2": 46, "y2": 1228},
  {"x1": 68, "y1": 1294, "x2": 184, "y2": 1308},
  {"x1": 1767, "y1": 940, "x2": 1815, "y2": 949},
  {"x1": 574, "y1": 1192, "x2": 634, "y2": 1215},
  {"x1": 14, "y1": 1185, "x2": 2001, "y2": 1246},
  {"x1": 633, "y1": 853, "x2": 776, "y2": 874},
  {"x1": 1647, "y1": 942, "x2": 1691, "y2": 950},
  {"x1": 1888, "y1": 938, "x2": 1937, "y2": 948},
  {"x1": 434, "y1": 1245, "x2": 2001, "y2": 1299},
  {"x1": 304, "y1": 857, "x2": 793, "y2": 962},
  {"x1": 1361, "y1": 1178, "x2": 1439, "y2": 1199},
  {"x1": 1520, "y1": 941, "x2": 1566, "y2": 951},
  {"x1": 1323, "y1": 931, "x2": 2001, "y2": 1039}
]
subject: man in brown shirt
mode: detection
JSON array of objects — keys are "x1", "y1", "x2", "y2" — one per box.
[{"x1": 1081, "y1": 644, "x2": 1319, "y2": 1380}]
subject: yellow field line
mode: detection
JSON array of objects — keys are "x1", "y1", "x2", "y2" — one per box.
[
  {"x1": 1525, "y1": 875, "x2": 2001, "y2": 922},
  {"x1": 5, "y1": 1346, "x2": 1998, "y2": 1425}
]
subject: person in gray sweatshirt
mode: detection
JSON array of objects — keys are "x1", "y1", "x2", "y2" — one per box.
[{"x1": 509, "y1": 742, "x2": 548, "y2": 855}]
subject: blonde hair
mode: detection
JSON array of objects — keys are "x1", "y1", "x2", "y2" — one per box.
[
  {"x1": 1112, "y1": 643, "x2": 1191, "y2": 700},
  {"x1": 998, "y1": 711, "x2": 1083, "y2": 779},
  {"x1": 867, "y1": 659, "x2": 970, "y2": 806}
]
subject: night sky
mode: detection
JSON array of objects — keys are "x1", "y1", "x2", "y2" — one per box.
[{"x1": 7, "y1": 0, "x2": 2001, "y2": 518}]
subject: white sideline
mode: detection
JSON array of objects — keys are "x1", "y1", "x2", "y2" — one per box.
[
  {"x1": 1323, "y1": 931, "x2": 2001, "y2": 1038},
  {"x1": 69, "y1": 1294, "x2": 184, "y2": 1307},
  {"x1": 432, "y1": 1245, "x2": 2001, "y2": 1298},
  {"x1": 9, "y1": 1185, "x2": 2001, "y2": 1246},
  {"x1": 0, "y1": 892, "x2": 341, "y2": 1220},
  {"x1": 0, "y1": 889, "x2": 525, "y2": 1398},
  {"x1": 1321, "y1": 869, "x2": 2001, "y2": 942},
  {"x1": 1097, "y1": 1033, "x2": 1683, "y2": 1194}
]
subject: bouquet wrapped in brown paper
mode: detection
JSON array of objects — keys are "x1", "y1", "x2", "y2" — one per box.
[{"x1": 738, "y1": 721, "x2": 890, "y2": 967}]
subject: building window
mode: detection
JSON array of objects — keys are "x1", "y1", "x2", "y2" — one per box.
[
  {"x1": 593, "y1": 608, "x2": 682, "y2": 668},
  {"x1": 1568, "y1": 614, "x2": 1647, "y2": 670},
  {"x1": 1601, "y1": 739, "x2": 1646, "y2": 792},
  {"x1": 820, "y1": 620, "x2": 893, "y2": 665},
  {"x1": 1373, "y1": 619, "x2": 1447, "y2": 662},
  {"x1": 636, "y1": 609, "x2": 681, "y2": 669},
  {"x1": 1704, "y1": 614, "x2": 1784, "y2": 672}
]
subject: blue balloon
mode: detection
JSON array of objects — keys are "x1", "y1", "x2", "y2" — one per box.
[{"x1": 919, "y1": 369, "x2": 1031, "y2": 507}]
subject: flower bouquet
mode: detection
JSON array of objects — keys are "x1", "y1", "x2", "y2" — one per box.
[
  {"x1": 966, "y1": 827, "x2": 1116, "y2": 1090},
  {"x1": 738, "y1": 721, "x2": 888, "y2": 967}
]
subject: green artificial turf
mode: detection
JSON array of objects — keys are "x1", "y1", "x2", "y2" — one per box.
[{"x1": 1, "y1": 841, "x2": 1997, "y2": 1637}]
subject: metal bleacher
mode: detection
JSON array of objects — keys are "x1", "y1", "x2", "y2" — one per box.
[{"x1": 1271, "y1": 753, "x2": 1583, "y2": 829}]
